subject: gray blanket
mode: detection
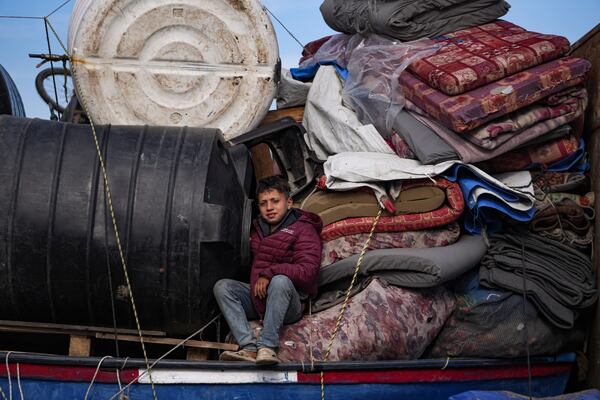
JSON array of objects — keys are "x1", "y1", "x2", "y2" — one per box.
[
  {"x1": 320, "y1": 0, "x2": 510, "y2": 42},
  {"x1": 480, "y1": 229, "x2": 597, "y2": 329},
  {"x1": 313, "y1": 235, "x2": 486, "y2": 311},
  {"x1": 390, "y1": 110, "x2": 458, "y2": 164}
]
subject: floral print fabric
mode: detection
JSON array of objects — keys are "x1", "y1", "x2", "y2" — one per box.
[
  {"x1": 399, "y1": 56, "x2": 590, "y2": 133},
  {"x1": 321, "y1": 222, "x2": 461, "y2": 267},
  {"x1": 248, "y1": 279, "x2": 455, "y2": 362},
  {"x1": 320, "y1": 178, "x2": 464, "y2": 241},
  {"x1": 409, "y1": 20, "x2": 571, "y2": 95}
]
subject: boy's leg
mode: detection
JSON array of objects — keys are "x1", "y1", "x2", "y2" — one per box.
[
  {"x1": 257, "y1": 275, "x2": 303, "y2": 350},
  {"x1": 213, "y1": 279, "x2": 259, "y2": 351}
]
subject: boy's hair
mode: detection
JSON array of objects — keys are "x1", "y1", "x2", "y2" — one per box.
[{"x1": 256, "y1": 175, "x2": 291, "y2": 198}]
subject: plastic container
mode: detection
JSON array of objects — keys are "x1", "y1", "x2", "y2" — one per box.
[
  {"x1": 0, "y1": 65, "x2": 25, "y2": 117},
  {"x1": 68, "y1": 0, "x2": 279, "y2": 139},
  {"x1": 0, "y1": 115, "x2": 252, "y2": 334}
]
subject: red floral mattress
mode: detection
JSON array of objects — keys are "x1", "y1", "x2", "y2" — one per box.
[
  {"x1": 408, "y1": 20, "x2": 571, "y2": 95},
  {"x1": 320, "y1": 178, "x2": 464, "y2": 242},
  {"x1": 400, "y1": 56, "x2": 590, "y2": 133}
]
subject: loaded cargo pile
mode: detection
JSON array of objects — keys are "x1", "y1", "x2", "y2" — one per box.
[{"x1": 257, "y1": 0, "x2": 599, "y2": 365}]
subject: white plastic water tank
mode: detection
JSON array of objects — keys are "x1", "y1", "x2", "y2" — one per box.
[{"x1": 68, "y1": 0, "x2": 279, "y2": 139}]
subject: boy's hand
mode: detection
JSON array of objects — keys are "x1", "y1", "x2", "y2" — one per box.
[{"x1": 254, "y1": 277, "x2": 270, "y2": 299}]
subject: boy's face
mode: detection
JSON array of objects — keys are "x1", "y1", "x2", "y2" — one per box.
[{"x1": 257, "y1": 189, "x2": 293, "y2": 226}]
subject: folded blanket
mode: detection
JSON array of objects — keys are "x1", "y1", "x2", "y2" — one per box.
[
  {"x1": 535, "y1": 192, "x2": 594, "y2": 210},
  {"x1": 531, "y1": 198, "x2": 594, "y2": 236},
  {"x1": 323, "y1": 153, "x2": 536, "y2": 230},
  {"x1": 443, "y1": 166, "x2": 535, "y2": 234},
  {"x1": 429, "y1": 273, "x2": 585, "y2": 358},
  {"x1": 533, "y1": 171, "x2": 587, "y2": 193},
  {"x1": 303, "y1": 184, "x2": 446, "y2": 226},
  {"x1": 390, "y1": 109, "x2": 459, "y2": 164},
  {"x1": 320, "y1": 0, "x2": 510, "y2": 42},
  {"x1": 399, "y1": 57, "x2": 590, "y2": 133},
  {"x1": 249, "y1": 279, "x2": 455, "y2": 362},
  {"x1": 409, "y1": 20, "x2": 570, "y2": 95},
  {"x1": 319, "y1": 234, "x2": 487, "y2": 289},
  {"x1": 320, "y1": 178, "x2": 464, "y2": 241},
  {"x1": 321, "y1": 222, "x2": 461, "y2": 267},
  {"x1": 479, "y1": 229, "x2": 597, "y2": 329},
  {"x1": 483, "y1": 135, "x2": 581, "y2": 173},
  {"x1": 406, "y1": 87, "x2": 586, "y2": 163},
  {"x1": 460, "y1": 87, "x2": 587, "y2": 150}
]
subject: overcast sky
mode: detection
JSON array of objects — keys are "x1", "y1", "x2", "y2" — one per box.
[{"x1": 0, "y1": 0, "x2": 598, "y2": 119}]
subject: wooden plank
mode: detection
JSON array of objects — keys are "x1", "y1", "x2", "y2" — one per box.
[
  {"x1": 0, "y1": 320, "x2": 166, "y2": 337},
  {"x1": 95, "y1": 333, "x2": 238, "y2": 351},
  {"x1": 251, "y1": 143, "x2": 281, "y2": 181},
  {"x1": 69, "y1": 335, "x2": 91, "y2": 357},
  {"x1": 570, "y1": 22, "x2": 600, "y2": 133},
  {"x1": 186, "y1": 348, "x2": 210, "y2": 361},
  {"x1": 260, "y1": 106, "x2": 304, "y2": 126},
  {"x1": 586, "y1": 127, "x2": 600, "y2": 388}
]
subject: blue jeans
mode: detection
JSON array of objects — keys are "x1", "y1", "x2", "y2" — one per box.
[{"x1": 213, "y1": 275, "x2": 303, "y2": 351}]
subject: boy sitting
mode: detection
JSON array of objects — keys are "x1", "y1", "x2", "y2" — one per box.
[{"x1": 214, "y1": 175, "x2": 323, "y2": 365}]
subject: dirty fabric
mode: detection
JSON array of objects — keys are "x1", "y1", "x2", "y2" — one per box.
[
  {"x1": 277, "y1": 68, "x2": 311, "y2": 109},
  {"x1": 399, "y1": 57, "x2": 590, "y2": 133},
  {"x1": 320, "y1": 178, "x2": 464, "y2": 241},
  {"x1": 479, "y1": 229, "x2": 597, "y2": 329},
  {"x1": 321, "y1": 222, "x2": 461, "y2": 267},
  {"x1": 429, "y1": 272, "x2": 585, "y2": 358},
  {"x1": 318, "y1": 234, "x2": 487, "y2": 289},
  {"x1": 320, "y1": 0, "x2": 510, "y2": 42},
  {"x1": 409, "y1": 20, "x2": 571, "y2": 95},
  {"x1": 258, "y1": 279, "x2": 455, "y2": 362},
  {"x1": 303, "y1": 66, "x2": 394, "y2": 161}
]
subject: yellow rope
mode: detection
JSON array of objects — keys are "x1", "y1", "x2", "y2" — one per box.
[
  {"x1": 0, "y1": 384, "x2": 7, "y2": 400},
  {"x1": 45, "y1": 18, "x2": 158, "y2": 400},
  {"x1": 320, "y1": 210, "x2": 382, "y2": 400}
]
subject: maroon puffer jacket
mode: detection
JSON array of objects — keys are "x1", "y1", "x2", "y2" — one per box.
[{"x1": 249, "y1": 209, "x2": 323, "y2": 317}]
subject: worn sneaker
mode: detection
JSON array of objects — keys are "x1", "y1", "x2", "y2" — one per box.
[
  {"x1": 256, "y1": 347, "x2": 279, "y2": 365},
  {"x1": 219, "y1": 349, "x2": 257, "y2": 362}
]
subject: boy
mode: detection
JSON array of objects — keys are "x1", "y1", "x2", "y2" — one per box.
[{"x1": 213, "y1": 175, "x2": 323, "y2": 365}]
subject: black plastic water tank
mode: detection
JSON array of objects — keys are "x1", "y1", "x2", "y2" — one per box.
[
  {"x1": 0, "y1": 116, "x2": 252, "y2": 335},
  {"x1": 0, "y1": 66, "x2": 26, "y2": 117}
]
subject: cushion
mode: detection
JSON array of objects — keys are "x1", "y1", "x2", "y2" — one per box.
[
  {"x1": 321, "y1": 222, "x2": 461, "y2": 267},
  {"x1": 303, "y1": 185, "x2": 446, "y2": 226},
  {"x1": 408, "y1": 20, "x2": 571, "y2": 95},
  {"x1": 320, "y1": 178, "x2": 464, "y2": 241}
]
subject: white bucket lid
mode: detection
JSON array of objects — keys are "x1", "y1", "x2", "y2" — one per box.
[{"x1": 68, "y1": 0, "x2": 279, "y2": 139}]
